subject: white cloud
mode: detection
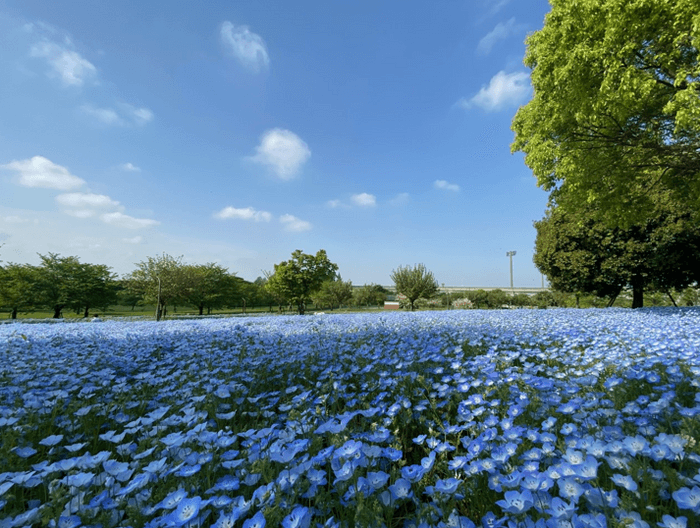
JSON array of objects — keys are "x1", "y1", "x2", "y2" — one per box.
[
  {"x1": 280, "y1": 214, "x2": 312, "y2": 232},
  {"x1": 351, "y1": 193, "x2": 377, "y2": 207},
  {"x1": 485, "y1": 0, "x2": 511, "y2": 17},
  {"x1": 477, "y1": 18, "x2": 522, "y2": 56},
  {"x1": 434, "y1": 179, "x2": 460, "y2": 192},
  {"x1": 220, "y1": 21, "x2": 270, "y2": 73},
  {"x1": 100, "y1": 212, "x2": 159, "y2": 229},
  {"x1": 120, "y1": 163, "x2": 141, "y2": 172},
  {"x1": 82, "y1": 103, "x2": 154, "y2": 127},
  {"x1": 56, "y1": 192, "x2": 120, "y2": 209},
  {"x1": 249, "y1": 128, "x2": 311, "y2": 180},
  {"x1": 123, "y1": 104, "x2": 154, "y2": 126},
  {"x1": 3, "y1": 216, "x2": 29, "y2": 224},
  {"x1": 214, "y1": 206, "x2": 272, "y2": 222},
  {"x1": 65, "y1": 209, "x2": 96, "y2": 218},
  {"x1": 326, "y1": 199, "x2": 344, "y2": 209},
  {"x1": 122, "y1": 236, "x2": 143, "y2": 244},
  {"x1": 456, "y1": 71, "x2": 531, "y2": 112},
  {"x1": 389, "y1": 192, "x2": 410, "y2": 205},
  {"x1": 2, "y1": 156, "x2": 85, "y2": 190},
  {"x1": 29, "y1": 40, "x2": 97, "y2": 87}
]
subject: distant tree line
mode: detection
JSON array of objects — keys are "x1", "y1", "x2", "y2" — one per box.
[
  {"x1": 2, "y1": 248, "x2": 698, "y2": 320},
  {"x1": 0, "y1": 250, "x2": 389, "y2": 320}
]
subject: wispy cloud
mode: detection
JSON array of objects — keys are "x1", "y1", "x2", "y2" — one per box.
[
  {"x1": 2, "y1": 216, "x2": 30, "y2": 224},
  {"x1": 434, "y1": 180, "x2": 460, "y2": 192},
  {"x1": 120, "y1": 162, "x2": 141, "y2": 172},
  {"x1": 351, "y1": 193, "x2": 377, "y2": 207},
  {"x1": 122, "y1": 236, "x2": 143, "y2": 244},
  {"x1": 100, "y1": 212, "x2": 159, "y2": 229},
  {"x1": 220, "y1": 21, "x2": 270, "y2": 73},
  {"x1": 248, "y1": 128, "x2": 311, "y2": 180},
  {"x1": 29, "y1": 40, "x2": 97, "y2": 87},
  {"x1": 280, "y1": 214, "x2": 312, "y2": 232},
  {"x1": 477, "y1": 18, "x2": 523, "y2": 56},
  {"x1": 81, "y1": 103, "x2": 154, "y2": 127},
  {"x1": 389, "y1": 192, "x2": 410, "y2": 205},
  {"x1": 326, "y1": 199, "x2": 345, "y2": 209},
  {"x1": 56, "y1": 192, "x2": 120, "y2": 210},
  {"x1": 456, "y1": 71, "x2": 531, "y2": 112},
  {"x1": 1, "y1": 156, "x2": 85, "y2": 190},
  {"x1": 485, "y1": 0, "x2": 511, "y2": 17},
  {"x1": 213, "y1": 206, "x2": 272, "y2": 222}
]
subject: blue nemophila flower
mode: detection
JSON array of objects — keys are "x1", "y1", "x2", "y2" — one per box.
[
  {"x1": 61, "y1": 471, "x2": 94, "y2": 488},
  {"x1": 65, "y1": 442, "x2": 87, "y2": 453},
  {"x1": 281, "y1": 506, "x2": 312, "y2": 528},
  {"x1": 99, "y1": 430, "x2": 126, "y2": 443},
  {"x1": 401, "y1": 464, "x2": 426, "y2": 483},
  {"x1": 617, "y1": 510, "x2": 651, "y2": 528},
  {"x1": 389, "y1": 478, "x2": 413, "y2": 501},
  {"x1": 116, "y1": 471, "x2": 150, "y2": 496},
  {"x1": 611, "y1": 473, "x2": 638, "y2": 492},
  {"x1": 366, "y1": 471, "x2": 390, "y2": 490},
  {"x1": 495, "y1": 490, "x2": 534, "y2": 515},
  {"x1": 557, "y1": 477, "x2": 585, "y2": 503},
  {"x1": 12, "y1": 446, "x2": 37, "y2": 458},
  {"x1": 481, "y1": 511, "x2": 506, "y2": 528},
  {"x1": 242, "y1": 510, "x2": 266, "y2": 528},
  {"x1": 546, "y1": 497, "x2": 576, "y2": 520},
  {"x1": 39, "y1": 434, "x2": 64, "y2": 446},
  {"x1": 58, "y1": 515, "x2": 82, "y2": 528},
  {"x1": 672, "y1": 486, "x2": 700, "y2": 513},
  {"x1": 657, "y1": 515, "x2": 687, "y2": 528},
  {"x1": 212, "y1": 511, "x2": 239, "y2": 528},
  {"x1": 174, "y1": 463, "x2": 201, "y2": 477},
  {"x1": 164, "y1": 496, "x2": 205, "y2": 527}
]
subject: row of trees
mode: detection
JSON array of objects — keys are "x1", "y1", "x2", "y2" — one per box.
[
  {"x1": 0, "y1": 250, "x2": 393, "y2": 319},
  {"x1": 511, "y1": 0, "x2": 700, "y2": 308}
]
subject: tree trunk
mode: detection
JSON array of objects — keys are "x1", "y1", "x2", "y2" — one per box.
[
  {"x1": 666, "y1": 291, "x2": 678, "y2": 307},
  {"x1": 83, "y1": 305, "x2": 90, "y2": 318},
  {"x1": 297, "y1": 302, "x2": 305, "y2": 315},
  {"x1": 631, "y1": 277, "x2": 644, "y2": 309},
  {"x1": 198, "y1": 304, "x2": 204, "y2": 316},
  {"x1": 11, "y1": 307, "x2": 17, "y2": 320},
  {"x1": 53, "y1": 304, "x2": 63, "y2": 319}
]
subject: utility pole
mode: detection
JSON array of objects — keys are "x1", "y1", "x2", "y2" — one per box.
[{"x1": 506, "y1": 251, "x2": 516, "y2": 293}]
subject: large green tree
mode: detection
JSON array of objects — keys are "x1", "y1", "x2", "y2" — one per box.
[
  {"x1": 265, "y1": 249, "x2": 338, "y2": 314},
  {"x1": 314, "y1": 275, "x2": 353, "y2": 310},
  {"x1": 182, "y1": 263, "x2": 238, "y2": 316},
  {"x1": 0, "y1": 263, "x2": 39, "y2": 319},
  {"x1": 534, "y1": 204, "x2": 700, "y2": 308},
  {"x1": 391, "y1": 264, "x2": 439, "y2": 311},
  {"x1": 512, "y1": 0, "x2": 700, "y2": 224},
  {"x1": 34, "y1": 254, "x2": 83, "y2": 318},
  {"x1": 67, "y1": 262, "x2": 118, "y2": 318},
  {"x1": 125, "y1": 253, "x2": 188, "y2": 320},
  {"x1": 354, "y1": 283, "x2": 388, "y2": 308}
]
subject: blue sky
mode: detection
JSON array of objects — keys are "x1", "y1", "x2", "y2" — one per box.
[{"x1": 0, "y1": 0, "x2": 552, "y2": 287}]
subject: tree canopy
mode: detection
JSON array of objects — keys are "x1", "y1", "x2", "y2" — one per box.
[
  {"x1": 512, "y1": 0, "x2": 700, "y2": 224},
  {"x1": 391, "y1": 264, "x2": 439, "y2": 311},
  {"x1": 534, "y1": 203, "x2": 700, "y2": 308},
  {"x1": 125, "y1": 253, "x2": 188, "y2": 320},
  {"x1": 314, "y1": 275, "x2": 353, "y2": 311},
  {"x1": 265, "y1": 249, "x2": 338, "y2": 314}
]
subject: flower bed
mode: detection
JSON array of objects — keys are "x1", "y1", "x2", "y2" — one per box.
[{"x1": 1, "y1": 309, "x2": 699, "y2": 528}]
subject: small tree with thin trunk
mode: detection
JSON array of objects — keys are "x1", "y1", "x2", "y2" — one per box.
[{"x1": 391, "y1": 264, "x2": 439, "y2": 311}]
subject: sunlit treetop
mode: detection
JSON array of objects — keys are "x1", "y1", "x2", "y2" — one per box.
[{"x1": 512, "y1": 0, "x2": 700, "y2": 224}]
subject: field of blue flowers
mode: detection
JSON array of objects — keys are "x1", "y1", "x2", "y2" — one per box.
[{"x1": 1, "y1": 308, "x2": 700, "y2": 528}]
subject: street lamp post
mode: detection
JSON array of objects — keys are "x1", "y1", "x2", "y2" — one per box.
[
  {"x1": 155, "y1": 275, "x2": 162, "y2": 321},
  {"x1": 506, "y1": 251, "x2": 516, "y2": 293}
]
